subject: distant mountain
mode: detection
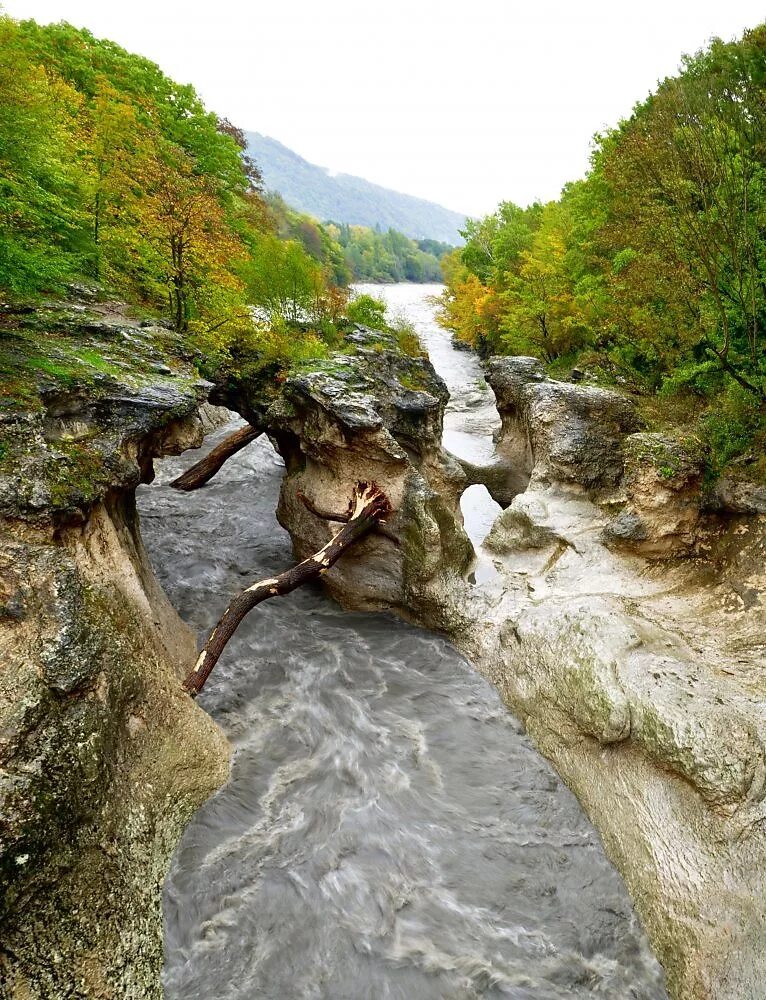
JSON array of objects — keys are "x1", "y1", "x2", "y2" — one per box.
[{"x1": 246, "y1": 133, "x2": 467, "y2": 245}]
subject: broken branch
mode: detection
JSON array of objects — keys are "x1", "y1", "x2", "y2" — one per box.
[
  {"x1": 170, "y1": 424, "x2": 261, "y2": 491},
  {"x1": 297, "y1": 488, "x2": 400, "y2": 545},
  {"x1": 183, "y1": 481, "x2": 392, "y2": 696}
]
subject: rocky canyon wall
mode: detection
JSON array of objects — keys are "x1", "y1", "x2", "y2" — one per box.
[
  {"x1": 262, "y1": 342, "x2": 766, "y2": 1000},
  {"x1": 0, "y1": 301, "x2": 229, "y2": 998}
]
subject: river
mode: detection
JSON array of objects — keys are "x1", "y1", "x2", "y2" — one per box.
[{"x1": 141, "y1": 283, "x2": 666, "y2": 999}]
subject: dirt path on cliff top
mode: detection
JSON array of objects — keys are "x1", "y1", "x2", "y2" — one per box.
[{"x1": 142, "y1": 284, "x2": 666, "y2": 999}]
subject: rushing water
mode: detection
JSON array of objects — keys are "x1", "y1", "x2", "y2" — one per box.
[
  {"x1": 355, "y1": 283, "x2": 503, "y2": 583},
  {"x1": 144, "y1": 284, "x2": 666, "y2": 998}
]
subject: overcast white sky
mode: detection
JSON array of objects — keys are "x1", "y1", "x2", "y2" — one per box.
[{"x1": 4, "y1": 0, "x2": 766, "y2": 216}]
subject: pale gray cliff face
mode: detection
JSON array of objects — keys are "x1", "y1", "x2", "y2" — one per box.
[
  {"x1": 264, "y1": 346, "x2": 766, "y2": 1000},
  {"x1": 0, "y1": 303, "x2": 230, "y2": 997}
]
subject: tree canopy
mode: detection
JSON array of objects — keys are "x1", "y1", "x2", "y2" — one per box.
[
  {"x1": 440, "y1": 25, "x2": 766, "y2": 478},
  {"x1": 0, "y1": 15, "x2": 443, "y2": 378}
]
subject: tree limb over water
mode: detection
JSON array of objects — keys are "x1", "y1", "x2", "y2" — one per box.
[
  {"x1": 170, "y1": 424, "x2": 261, "y2": 491},
  {"x1": 182, "y1": 481, "x2": 392, "y2": 696}
]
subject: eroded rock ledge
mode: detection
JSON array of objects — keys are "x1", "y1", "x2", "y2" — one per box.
[
  {"x1": 219, "y1": 336, "x2": 475, "y2": 629},
  {"x1": 0, "y1": 301, "x2": 229, "y2": 997},
  {"x1": 261, "y1": 349, "x2": 766, "y2": 1000}
]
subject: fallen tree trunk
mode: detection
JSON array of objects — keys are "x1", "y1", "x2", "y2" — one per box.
[
  {"x1": 170, "y1": 424, "x2": 261, "y2": 491},
  {"x1": 183, "y1": 481, "x2": 392, "y2": 696}
]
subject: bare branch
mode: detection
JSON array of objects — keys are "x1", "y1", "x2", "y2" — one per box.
[{"x1": 171, "y1": 425, "x2": 261, "y2": 491}]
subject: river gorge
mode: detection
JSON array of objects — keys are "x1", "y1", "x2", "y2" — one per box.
[
  {"x1": 4, "y1": 8, "x2": 766, "y2": 998},
  {"x1": 144, "y1": 285, "x2": 666, "y2": 998},
  {"x1": 3, "y1": 282, "x2": 764, "y2": 1000}
]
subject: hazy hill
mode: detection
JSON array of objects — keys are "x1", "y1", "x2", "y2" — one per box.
[{"x1": 246, "y1": 133, "x2": 467, "y2": 244}]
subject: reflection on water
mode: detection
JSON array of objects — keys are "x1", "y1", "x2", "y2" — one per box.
[{"x1": 150, "y1": 284, "x2": 666, "y2": 999}]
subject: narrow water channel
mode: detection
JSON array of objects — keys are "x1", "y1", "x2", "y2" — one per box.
[{"x1": 143, "y1": 284, "x2": 666, "y2": 999}]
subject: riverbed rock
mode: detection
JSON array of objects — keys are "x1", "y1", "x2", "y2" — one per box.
[
  {"x1": 451, "y1": 492, "x2": 766, "y2": 1000},
  {"x1": 450, "y1": 364, "x2": 766, "y2": 999},
  {"x1": 484, "y1": 355, "x2": 642, "y2": 492},
  {"x1": 254, "y1": 349, "x2": 474, "y2": 629},
  {"x1": 0, "y1": 299, "x2": 229, "y2": 997}
]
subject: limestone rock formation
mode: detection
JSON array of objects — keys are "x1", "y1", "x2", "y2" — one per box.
[
  {"x1": 707, "y1": 477, "x2": 766, "y2": 516},
  {"x1": 602, "y1": 433, "x2": 707, "y2": 558},
  {"x1": 5, "y1": 292, "x2": 764, "y2": 1000},
  {"x1": 484, "y1": 355, "x2": 642, "y2": 492},
  {"x1": 474, "y1": 359, "x2": 766, "y2": 999},
  {"x1": 0, "y1": 300, "x2": 229, "y2": 997},
  {"x1": 246, "y1": 340, "x2": 474, "y2": 629}
]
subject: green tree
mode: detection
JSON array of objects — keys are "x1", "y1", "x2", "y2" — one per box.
[{"x1": 0, "y1": 16, "x2": 88, "y2": 295}]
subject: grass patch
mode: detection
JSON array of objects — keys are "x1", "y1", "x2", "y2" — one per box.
[{"x1": 397, "y1": 369, "x2": 430, "y2": 392}]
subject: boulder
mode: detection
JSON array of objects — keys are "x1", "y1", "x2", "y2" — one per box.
[
  {"x1": 706, "y1": 478, "x2": 766, "y2": 516},
  {"x1": 603, "y1": 433, "x2": 706, "y2": 558},
  {"x1": 484, "y1": 356, "x2": 641, "y2": 492}
]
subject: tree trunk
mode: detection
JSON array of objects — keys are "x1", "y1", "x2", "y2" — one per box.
[
  {"x1": 183, "y1": 482, "x2": 391, "y2": 696},
  {"x1": 170, "y1": 424, "x2": 261, "y2": 491}
]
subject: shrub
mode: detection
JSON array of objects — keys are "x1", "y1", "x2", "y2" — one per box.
[{"x1": 345, "y1": 293, "x2": 387, "y2": 330}]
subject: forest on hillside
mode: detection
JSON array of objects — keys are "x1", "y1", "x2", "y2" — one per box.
[
  {"x1": 265, "y1": 193, "x2": 451, "y2": 285},
  {"x1": 440, "y1": 26, "x2": 766, "y2": 480},
  {"x1": 246, "y1": 132, "x2": 467, "y2": 245},
  {"x1": 0, "y1": 16, "x2": 436, "y2": 383},
  {"x1": 4, "y1": 13, "x2": 765, "y2": 483}
]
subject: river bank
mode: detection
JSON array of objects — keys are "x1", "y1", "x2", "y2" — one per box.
[{"x1": 3, "y1": 282, "x2": 761, "y2": 998}]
